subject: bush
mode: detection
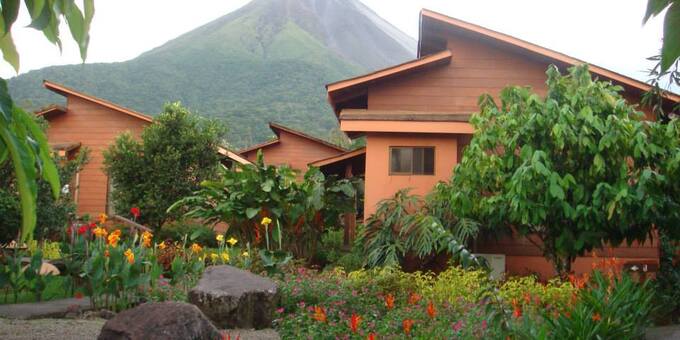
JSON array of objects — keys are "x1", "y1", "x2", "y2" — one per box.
[{"x1": 157, "y1": 220, "x2": 217, "y2": 248}]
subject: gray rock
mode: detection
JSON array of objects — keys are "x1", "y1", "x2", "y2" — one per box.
[
  {"x1": 97, "y1": 301, "x2": 221, "y2": 340},
  {"x1": 189, "y1": 265, "x2": 279, "y2": 329}
]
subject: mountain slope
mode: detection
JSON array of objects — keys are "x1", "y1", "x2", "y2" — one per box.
[{"x1": 9, "y1": 0, "x2": 415, "y2": 147}]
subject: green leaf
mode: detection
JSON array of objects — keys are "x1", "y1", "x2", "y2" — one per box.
[
  {"x1": 0, "y1": 31, "x2": 19, "y2": 72},
  {"x1": 0, "y1": 77, "x2": 14, "y2": 122},
  {"x1": 1, "y1": 0, "x2": 20, "y2": 35},
  {"x1": 643, "y1": 0, "x2": 672, "y2": 23},
  {"x1": 245, "y1": 207, "x2": 260, "y2": 219},
  {"x1": 661, "y1": 3, "x2": 680, "y2": 71},
  {"x1": 549, "y1": 173, "x2": 565, "y2": 200}
]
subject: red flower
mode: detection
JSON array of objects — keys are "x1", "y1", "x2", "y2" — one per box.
[
  {"x1": 511, "y1": 298, "x2": 522, "y2": 318},
  {"x1": 130, "y1": 207, "x2": 140, "y2": 219},
  {"x1": 592, "y1": 313, "x2": 601, "y2": 321},
  {"x1": 350, "y1": 313, "x2": 361, "y2": 333},
  {"x1": 426, "y1": 301, "x2": 436, "y2": 319},
  {"x1": 74, "y1": 291, "x2": 84, "y2": 299},
  {"x1": 408, "y1": 292, "x2": 421, "y2": 305},
  {"x1": 312, "y1": 306, "x2": 327, "y2": 323},
  {"x1": 66, "y1": 225, "x2": 72, "y2": 234},
  {"x1": 77, "y1": 225, "x2": 88, "y2": 235},
  {"x1": 367, "y1": 333, "x2": 376, "y2": 340},
  {"x1": 402, "y1": 319, "x2": 414, "y2": 335}
]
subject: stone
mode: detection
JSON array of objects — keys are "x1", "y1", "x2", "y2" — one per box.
[
  {"x1": 189, "y1": 265, "x2": 279, "y2": 329},
  {"x1": 97, "y1": 301, "x2": 221, "y2": 340}
]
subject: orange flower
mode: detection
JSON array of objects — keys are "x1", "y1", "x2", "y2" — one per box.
[
  {"x1": 350, "y1": 313, "x2": 361, "y2": 333},
  {"x1": 367, "y1": 333, "x2": 376, "y2": 340},
  {"x1": 124, "y1": 248, "x2": 135, "y2": 264},
  {"x1": 402, "y1": 319, "x2": 414, "y2": 335},
  {"x1": 104, "y1": 249, "x2": 110, "y2": 257},
  {"x1": 592, "y1": 313, "x2": 601, "y2": 322},
  {"x1": 312, "y1": 306, "x2": 326, "y2": 323},
  {"x1": 74, "y1": 291, "x2": 84, "y2": 299},
  {"x1": 426, "y1": 301, "x2": 436, "y2": 319},
  {"x1": 523, "y1": 293, "x2": 531, "y2": 304},
  {"x1": 141, "y1": 231, "x2": 153, "y2": 248},
  {"x1": 408, "y1": 292, "x2": 421, "y2": 305},
  {"x1": 384, "y1": 294, "x2": 395, "y2": 310},
  {"x1": 107, "y1": 232, "x2": 120, "y2": 248}
]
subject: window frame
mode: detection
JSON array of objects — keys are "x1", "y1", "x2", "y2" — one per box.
[{"x1": 388, "y1": 146, "x2": 436, "y2": 176}]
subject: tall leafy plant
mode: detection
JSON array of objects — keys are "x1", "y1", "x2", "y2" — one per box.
[
  {"x1": 0, "y1": 0, "x2": 94, "y2": 241},
  {"x1": 450, "y1": 65, "x2": 672, "y2": 277}
]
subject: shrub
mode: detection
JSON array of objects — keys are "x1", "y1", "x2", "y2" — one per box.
[
  {"x1": 104, "y1": 102, "x2": 226, "y2": 230},
  {"x1": 498, "y1": 276, "x2": 575, "y2": 313}
]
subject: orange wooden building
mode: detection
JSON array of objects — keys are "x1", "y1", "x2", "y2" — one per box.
[
  {"x1": 239, "y1": 122, "x2": 347, "y2": 174},
  {"x1": 37, "y1": 80, "x2": 250, "y2": 217},
  {"x1": 325, "y1": 9, "x2": 680, "y2": 279}
]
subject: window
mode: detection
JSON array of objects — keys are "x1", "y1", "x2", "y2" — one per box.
[{"x1": 389, "y1": 147, "x2": 434, "y2": 175}]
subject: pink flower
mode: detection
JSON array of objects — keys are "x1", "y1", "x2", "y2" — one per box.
[
  {"x1": 453, "y1": 320, "x2": 463, "y2": 332},
  {"x1": 481, "y1": 320, "x2": 487, "y2": 330},
  {"x1": 276, "y1": 308, "x2": 284, "y2": 314},
  {"x1": 298, "y1": 301, "x2": 306, "y2": 309}
]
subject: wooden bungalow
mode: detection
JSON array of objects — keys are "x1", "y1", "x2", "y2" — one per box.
[
  {"x1": 325, "y1": 9, "x2": 679, "y2": 279},
  {"x1": 37, "y1": 80, "x2": 250, "y2": 217},
  {"x1": 239, "y1": 122, "x2": 347, "y2": 174}
]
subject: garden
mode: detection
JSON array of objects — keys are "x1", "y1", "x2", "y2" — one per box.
[{"x1": 0, "y1": 65, "x2": 679, "y2": 339}]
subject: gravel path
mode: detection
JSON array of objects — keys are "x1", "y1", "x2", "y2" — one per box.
[{"x1": 0, "y1": 318, "x2": 105, "y2": 339}]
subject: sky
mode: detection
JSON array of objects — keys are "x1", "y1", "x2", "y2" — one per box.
[{"x1": 0, "y1": 0, "x2": 668, "y2": 88}]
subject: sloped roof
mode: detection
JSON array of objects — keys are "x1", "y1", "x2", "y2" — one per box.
[
  {"x1": 418, "y1": 9, "x2": 679, "y2": 103},
  {"x1": 217, "y1": 146, "x2": 253, "y2": 165},
  {"x1": 43, "y1": 80, "x2": 154, "y2": 122},
  {"x1": 239, "y1": 122, "x2": 347, "y2": 154},
  {"x1": 309, "y1": 147, "x2": 366, "y2": 167},
  {"x1": 35, "y1": 104, "x2": 67, "y2": 118}
]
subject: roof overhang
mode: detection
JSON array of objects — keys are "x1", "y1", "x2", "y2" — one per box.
[
  {"x1": 217, "y1": 146, "x2": 252, "y2": 165},
  {"x1": 417, "y1": 9, "x2": 680, "y2": 104},
  {"x1": 43, "y1": 80, "x2": 154, "y2": 123},
  {"x1": 339, "y1": 109, "x2": 474, "y2": 137},
  {"x1": 326, "y1": 50, "x2": 453, "y2": 115},
  {"x1": 239, "y1": 122, "x2": 347, "y2": 155},
  {"x1": 309, "y1": 147, "x2": 366, "y2": 168},
  {"x1": 35, "y1": 104, "x2": 67, "y2": 118}
]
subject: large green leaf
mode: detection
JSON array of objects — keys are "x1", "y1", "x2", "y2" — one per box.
[
  {"x1": 661, "y1": 3, "x2": 680, "y2": 71},
  {"x1": 1, "y1": 0, "x2": 20, "y2": 35},
  {"x1": 0, "y1": 31, "x2": 19, "y2": 72}
]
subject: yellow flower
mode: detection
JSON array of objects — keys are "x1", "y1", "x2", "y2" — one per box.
[
  {"x1": 124, "y1": 248, "x2": 135, "y2": 264},
  {"x1": 93, "y1": 227, "x2": 108, "y2": 238},
  {"x1": 216, "y1": 234, "x2": 224, "y2": 243},
  {"x1": 107, "y1": 233, "x2": 120, "y2": 248},
  {"x1": 98, "y1": 213, "x2": 108, "y2": 225},
  {"x1": 157, "y1": 242, "x2": 167, "y2": 250},
  {"x1": 210, "y1": 253, "x2": 219, "y2": 262},
  {"x1": 261, "y1": 217, "x2": 272, "y2": 226},
  {"x1": 191, "y1": 243, "x2": 203, "y2": 254},
  {"x1": 227, "y1": 237, "x2": 238, "y2": 246},
  {"x1": 242, "y1": 251, "x2": 249, "y2": 257},
  {"x1": 221, "y1": 252, "x2": 230, "y2": 262},
  {"x1": 141, "y1": 231, "x2": 153, "y2": 248}
]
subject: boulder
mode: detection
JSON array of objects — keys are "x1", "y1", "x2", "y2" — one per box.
[
  {"x1": 97, "y1": 301, "x2": 221, "y2": 340},
  {"x1": 189, "y1": 265, "x2": 279, "y2": 329}
]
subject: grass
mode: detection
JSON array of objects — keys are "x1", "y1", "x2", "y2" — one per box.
[{"x1": 0, "y1": 276, "x2": 69, "y2": 305}]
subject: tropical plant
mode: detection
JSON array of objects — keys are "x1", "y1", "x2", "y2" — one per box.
[
  {"x1": 103, "y1": 102, "x2": 226, "y2": 230},
  {"x1": 0, "y1": 145, "x2": 89, "y2": 242},
  {"x1": 0, "y1": 0, "x2": 94, "y2": 242},
  {"x1": 359, "y1": 188, "x2": 483, "y2": 270},
  {"x1": 643, "y1": 0, "x2": 679, "y2": 72},
  {"x1": 450, "y1": 65, "x2": 669, "y2": 277},
  {"x1": 170, "y1": 151, "x2": 358, "y2": 260}
]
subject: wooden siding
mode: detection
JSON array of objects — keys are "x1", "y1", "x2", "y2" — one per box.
[
  {"x1": 241, "y1": 129, "x2": 344, "y2": 173},
  {"x1": 45, "y1": 96, "x2": 148, "y2": 216}
]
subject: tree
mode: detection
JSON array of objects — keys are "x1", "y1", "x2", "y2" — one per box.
[
  {"x1": 103, "y1": 102, "x2": 226, "y2": 230},
  {"x1": 450, "y1": 65, "x2": 662, "y2": 277},
  {"x1": 0, "y1": 0, "x2": 94, "y2": 241}
]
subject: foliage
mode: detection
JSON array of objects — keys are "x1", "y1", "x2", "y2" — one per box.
[
  {"x1": 103, "y1": 102, "x2": 226, "y2": 230},
  {"x1": 642, "y1": 54, "x2": 679, "y2": 121},
  {"x1": 0, "y1": 144, "x2": 89, "y2": 243},
  {"x1": 359, "y1": 188, "x2": 483, "y2": 270},
  {"x1": 653, "y1": 232, "x2": 680, "y2": 323},
  {"x1": 157, "y1": 220, "x2": 217, "y2": 248},
  {"x1": 0, "y1": 0, "x2": 94, "y2": 242},
  {"x1": 643, "y1": 0, "x2": 680, "y2": 72},
  {"x1": 171, "y1": 152, "x2": 358, "y2": 260},
  {"x1": 26, "y1": 240, "x2": 62, "y2": 260},
  {"x1": 0, "y1": 249, "x2": 60, "y2": 303},
  {"x1": 449, "y1": 65, "x2": 671, "y2": 276}
]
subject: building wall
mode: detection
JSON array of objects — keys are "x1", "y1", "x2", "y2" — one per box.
[
  {"x1": 45, "y1": 96, "x2": 148, "y2": 216},
  {"x1": 242, "y1": 130, "x2": 344, "y2": 174},
  {"x1": 364, "y1": 133, "x2": 458, "y2": 217}
]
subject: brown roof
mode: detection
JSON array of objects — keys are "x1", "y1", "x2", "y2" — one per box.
[
  {"x1": 43, "y1": 80, "x2": 154, "y2": 122},
  {"x1": 326, "y1": 50, "x2": 453, "y2": 114},
  {"x1": 35, "y1": 104, "x2": 67, "y2": 117},
  {"x1": 418, "y1": 9, "x2": 680, "y2": 103},
  {"x1": 217, "y1": 146, "x2": 253, "y2": 165},
  {"x1": 239, "y1": 122, "x2": 347, "y2": 154},
  {"x1": 309, "y1": 147, "x2": 366, "y2": 168}
]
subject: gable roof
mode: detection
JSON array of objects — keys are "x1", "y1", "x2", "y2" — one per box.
[
  {"x1": 35, "y1": 104, "x2": 67, "y2": 118},
  {"x1": 43, "y1": 80, "x2": 154, "y2": 123},
  {"x1": 417, "y1": 9, "x2": 680, "y2": 103},
  {"x1": 326, "y1": 50, "x2": 452, "y2": 114},
  {"x1": 239, "y1": 122, "x2": 347, "y2": 154}
]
